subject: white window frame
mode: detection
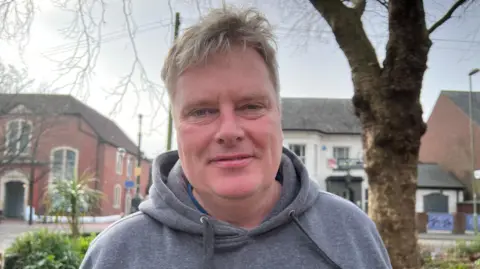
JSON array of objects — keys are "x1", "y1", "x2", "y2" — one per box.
[
  {"x1": 126, "y1": 156, "x2": 133, "y2": 178},
  {"x1": 124, "y1": 192, "x2": 132, "y2": 214},
  {"x1": 113, "y1": 184, "x2": 122, "y2": 209},
  {"x1": 333, "y1": 146, "x2": 350, "y2": 160},
  {"x1": 116, "y1": 151, "x2": 124, "y2": 175},
  {"x1": 314, "y1": 144, "x2": 318, "y2": 175},
  {"x1": 4, "y1": 119, "x2": 33, "y2": 156},
  {"x1": 289, "y1": 144, "x2": 306, "y2": 164},
  {"x1": 49, "y1": 147, "x2": 79, "y2": 183}
]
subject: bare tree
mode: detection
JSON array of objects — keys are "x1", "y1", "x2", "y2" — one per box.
[
  {"x1": 0, "y1": 62, "x2": 71, "y2": 224},
  {"x1": 1, "y1": 0, "x2": 479, "y2": 267},
  {"x1": 300, "y1": 1, "x2": 476, "y2": 268},
  {"x1": 0, "y1": 101, "x2": 70, "y2": 223}
]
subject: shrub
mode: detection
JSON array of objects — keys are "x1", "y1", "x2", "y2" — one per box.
[
  {"x1": 72, "y1": 233, "x2": 98, "y2": 260},
  {"x1": 5, "y1": 229, "x2": 81, "y2": 269}
]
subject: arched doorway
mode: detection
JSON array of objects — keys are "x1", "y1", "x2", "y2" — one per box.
[
  {"x1": 1, "y1": 170, "x2": 29, "y2": 220},
  {"x1": 5, "y1": 181, "x2": 25, "y2": 218}
]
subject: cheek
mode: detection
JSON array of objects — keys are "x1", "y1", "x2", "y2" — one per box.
[
  {"x1": 176, "y1": 124, "x2": 212, "y2": 159},
  {"x1": 248, "y1": 119, "x2": 283, "y2": 151}
]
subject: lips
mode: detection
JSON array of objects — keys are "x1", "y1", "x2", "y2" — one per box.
[
  {"x1": 210, "y1": 154, "x2": 254, "y2": 168},
  {"x1": 211, "y1": 154, "x2": 252, "y2": 162}
]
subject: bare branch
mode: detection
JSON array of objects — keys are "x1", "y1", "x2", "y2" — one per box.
[
  {"x1": 375, "y1": 0, "x2": 388, "y2": 10},
  {"x1": 100, "y1": 0, "x2": 166, "y2": 118},
  {"x1": 308, "y1": 0, "x2": 380, "y2": 76},
  {"x1": 0, "y1": 0, "x2": 35, "y2": 52},
  {"x1": 428, "y1": 0, "x2": 470, "y2": 34},
  {"x1": 352, "y1": 0, "x2": 366, "y2": 16}
]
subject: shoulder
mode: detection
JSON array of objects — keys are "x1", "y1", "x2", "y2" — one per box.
[
  {"x1": 305, "y1": 190, "x2": 392, "y2": 268},
  {"x1": 315, "y1": 190, "x2": 373, "y2": 226},
  {"x1": 80, "y1": 212, "x2": 159, "y2": 268}
]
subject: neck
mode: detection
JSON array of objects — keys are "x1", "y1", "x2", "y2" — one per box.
[{"x1": 193, "y1": 181, "x2": 282, "y2": 229}]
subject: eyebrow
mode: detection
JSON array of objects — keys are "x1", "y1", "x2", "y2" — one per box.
[
  {"x1": 180, "y1": 99, "x2": 218, "y2": 115},
  {"x1": 180, "y1": 91, "x2": 272, "y2": 112}
]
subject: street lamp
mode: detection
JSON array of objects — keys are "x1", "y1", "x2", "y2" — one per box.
[
  {"x1": 130, "y1": 114, "x2": 143, "y2": 213},
  {"x1": 469, "y1": 68, "x2": 479, "y2": 234}
]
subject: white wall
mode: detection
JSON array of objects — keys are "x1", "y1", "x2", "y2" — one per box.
[
  {"x1": 416, "y1": 189, "x2": 463, "y2": 213},
  {"x1": 283, "y1": 131, "x2": 368, "y2": 210},
  {"x1": 283, "y1": 131, "x2": 466, "y2": 214}
]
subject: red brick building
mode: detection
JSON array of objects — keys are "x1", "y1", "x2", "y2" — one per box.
[
  {"x1": 0, "y1": 94, "x2": 151, "y2": 221},
  {"x1": 419, "y1": 90, "x2": 480, "y2": 195}
]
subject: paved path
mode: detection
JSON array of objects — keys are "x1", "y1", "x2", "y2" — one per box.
[{"x1": 0, "y1": 220, "x2": 111, "y2": 253}]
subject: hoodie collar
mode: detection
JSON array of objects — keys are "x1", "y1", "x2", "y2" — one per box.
[{"x1": 139, "y1": 147, "x2": 320, "y2": 236}]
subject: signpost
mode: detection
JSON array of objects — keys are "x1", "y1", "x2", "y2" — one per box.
[
  {"x1": 125, "y1": 180, "x2": 135, "y2": 189},
  {"x1": 332, "y1": 158, "x2": 364, "y2": 171},
  {"x1": 327, "y1": 158, "x2": 364, "y2": 203}
]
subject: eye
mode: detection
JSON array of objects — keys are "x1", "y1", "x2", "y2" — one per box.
[
  {"x1": 188, "y1": 108, "x2": 218, "y2": 118},
  {"x1": 238, "y1": 103, "x2": 267, "y2": 118},
  {"x1": 240, "y1": 103, "x2": 263, "y2": 111}
]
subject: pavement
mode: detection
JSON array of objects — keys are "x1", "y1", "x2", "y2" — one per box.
[{"x1": 0, "y1": 220, "x2": 112, "y2": 253}]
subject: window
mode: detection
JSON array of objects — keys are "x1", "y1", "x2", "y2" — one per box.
[
  {"x1": 125, "y1": 192, "x2": 132, "y2": 214},
  {"x1": 333, "y1": 147, "x2": 350, "y2": 160},
  {"x1": 126, "y1": 156, "x2": 133, "y2": 178},
  {"x1": 113, "y1": 184, "x2": 122, "y2": 209},
  {"x1": 116, "y1": 151, "x2": 124, "y2": 175},
  {"x1": 5, "y1": 119, "x2": 32, "y2": 155},
  {"x1": 51, "y1": 148, "x2": 78, "y2": 181},
  {"x1": 289, "y1": 144, "x2": 306, "y2": 163},
  {"x1": 314, "y1": 144, "x2": 318, "y2": 175}
]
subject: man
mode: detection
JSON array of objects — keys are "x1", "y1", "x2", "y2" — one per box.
[{"x1": 81, "y1": 6, "x2": 392, "y2": 269}]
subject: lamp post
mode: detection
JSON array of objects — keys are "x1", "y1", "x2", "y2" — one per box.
[
  {"x1": 130, "y1": 114, "x2": 143, "y2": 213},
  {"x1": 469, "y1": 68, "x2": 479, "y2": 234}
]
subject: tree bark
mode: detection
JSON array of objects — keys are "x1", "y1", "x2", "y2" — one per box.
[{"x1": 309, "y1": 0, "x2": 431, "y2": 268}]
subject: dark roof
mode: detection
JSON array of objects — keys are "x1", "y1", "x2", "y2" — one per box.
[
  {"x1": 281, "y1": 97, "x2": 361, "y2": 134},
  {"x1": 417, "y1": 163, "x2": 465, "y2": 189},
  {"x1": 442, "y1": 90, "x2": 480, "y2": 126},
  {"x1": 0, "y1": 93, "x2": 139, "y2": 155}
]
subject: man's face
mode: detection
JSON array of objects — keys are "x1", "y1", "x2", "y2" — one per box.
[{"x1": 172, "y1": 46, "x2": 283, "y2": 200}]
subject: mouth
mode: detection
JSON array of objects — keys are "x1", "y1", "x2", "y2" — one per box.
[
  {"x1": 210, "y1": 154, "x2": 254, "y2": 168},
  {"x1": 211, "y1": 155, "x2": 253, "y2": 162}
]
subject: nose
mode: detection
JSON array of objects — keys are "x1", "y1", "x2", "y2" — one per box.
[{"x1": 215, "y1": 109, "x2": 244, "y2": 146}]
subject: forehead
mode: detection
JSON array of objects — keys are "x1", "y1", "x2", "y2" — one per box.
[{"x1": 173, "y1": 47, "x2": 275, "y2": 105}]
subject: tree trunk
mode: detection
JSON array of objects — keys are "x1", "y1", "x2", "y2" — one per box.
[{"x1": 309, "y1": 0, "x2": 430, "y2": 268}]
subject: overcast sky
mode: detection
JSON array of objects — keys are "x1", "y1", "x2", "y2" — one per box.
[{"x1": 1, "y1": 0, "x2": 479, "y2": 158}]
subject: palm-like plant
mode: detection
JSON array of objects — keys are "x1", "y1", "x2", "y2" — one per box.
[{"x1": 44, "y1": 171, "x2": 103, "y2": 237}]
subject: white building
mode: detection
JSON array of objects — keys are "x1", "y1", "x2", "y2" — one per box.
[{"x1": 280, "y1": 97, "x2": 465, "y2": 214}]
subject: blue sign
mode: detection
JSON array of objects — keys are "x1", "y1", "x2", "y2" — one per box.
[
  {"x1": 427, "y1": 213, "x2": 454, "y2": 231},
  {"x1": 465, "y1": 214, "x2": 480, "y2": 231},
  {"x1": 124, "y1": 180, "x2": 135, "y2": 189}
]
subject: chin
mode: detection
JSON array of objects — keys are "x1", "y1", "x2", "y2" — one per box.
[{"x1": 210, "y1": 175, "x2": 264, "y2": 200}]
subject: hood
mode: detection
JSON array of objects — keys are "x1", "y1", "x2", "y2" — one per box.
[{"x1": 139, "y1": 146, "x2": 320, "y2": 237}]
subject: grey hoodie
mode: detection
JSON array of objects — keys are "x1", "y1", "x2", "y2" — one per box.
[{"x1": 80, "y1": 148, "x2": 392, "y2": 269}]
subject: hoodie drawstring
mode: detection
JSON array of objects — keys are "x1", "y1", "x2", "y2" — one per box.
[
  {"x1": 289, "y1": 210, "x2": 343, "y2": 269},
  {"x1": 199, "y1": 212, "x2": 343, "y2": 269},
  {"x1": 200, "y1": 216, "x2": 215, "y2": 269}
]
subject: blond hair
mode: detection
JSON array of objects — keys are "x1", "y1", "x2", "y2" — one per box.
[{"x1": 161, "y1": 6, "x2": 279, "y2": 98}]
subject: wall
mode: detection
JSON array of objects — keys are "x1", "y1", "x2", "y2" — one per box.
[
  {"x1": 283, "y1": 130, "x2": 368, "y2": 210},
  {"x1": 99, "y1": 144, "x2": 151, "y2": 216},
  {"x1": 419, "y1": 94, "x2": 480, "y2": 189},
  {"x1": 0, "y1": 109, "x2": 152, "y2": 219},
  {"x1": 0, "y1": 114, "x2": 99, "y2": 214},
  {"x1": 416, "y1": 189, "x2": 463, "y2": 213}
]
